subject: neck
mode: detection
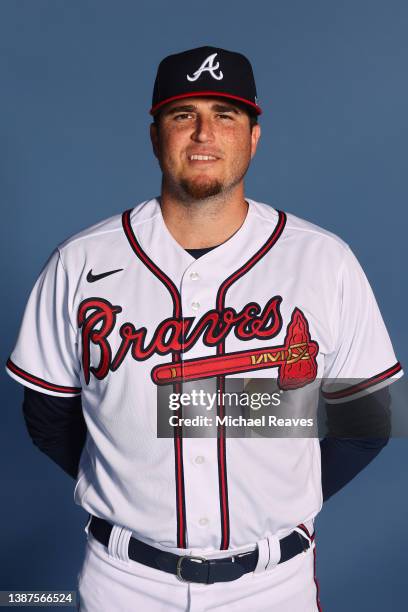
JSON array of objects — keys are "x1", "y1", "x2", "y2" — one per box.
[{"x1": 159, "y1": 183, "x2": 248, "y2": 249}]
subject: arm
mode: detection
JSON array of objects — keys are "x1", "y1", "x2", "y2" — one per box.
[
  {"x1": 320, "y1": 386, "x2": 391, "y2": 502},
  {"x1": 22, "y1": 387, "x2": 87, "y2": 479}
]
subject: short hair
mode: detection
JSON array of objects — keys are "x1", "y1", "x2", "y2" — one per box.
[{"x1": 153, "y1": 99, "x2": 258, "y2": 130}]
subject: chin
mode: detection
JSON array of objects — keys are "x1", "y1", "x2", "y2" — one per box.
[{"x1": 179, "y1": 177, "x2": 224, "y2": 200}]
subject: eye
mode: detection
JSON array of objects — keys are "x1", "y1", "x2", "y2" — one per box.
[
  {"x1": 217, "y1": 113, "x2": 234, "y2": 120},
  {"x1": 174, "y1": 113, "x2": 194, "y2": 121}
]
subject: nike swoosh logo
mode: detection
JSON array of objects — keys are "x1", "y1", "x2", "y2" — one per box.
[{"x1": 86, "y1": 268, "x2": 123, "y2": 283}]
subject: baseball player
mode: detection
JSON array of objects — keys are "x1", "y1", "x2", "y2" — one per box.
[{"x1": 6, "y1": 46, "x2": 402, "y2": 611}]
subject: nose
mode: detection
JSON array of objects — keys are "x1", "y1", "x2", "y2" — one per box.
[{"x1": 192, "y1": 115, "x2": 214, "y2": 143}]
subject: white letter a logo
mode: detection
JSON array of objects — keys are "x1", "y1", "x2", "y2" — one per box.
[{"x1": 187, "y1": 53, "x2": 223, "y2": 82}]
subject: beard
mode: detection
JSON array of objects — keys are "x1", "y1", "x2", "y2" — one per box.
[{"x1": 178, "y1": 176, "x2": 224, "y2": 201}]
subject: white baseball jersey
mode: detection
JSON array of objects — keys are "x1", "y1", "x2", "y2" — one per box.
[{"x1": 6, "y1": 197, "x2": 402, "y2": 553}]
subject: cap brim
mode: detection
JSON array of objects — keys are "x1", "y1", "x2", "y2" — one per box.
[{"x1": 150, "y1": 91, "x2": 262, "y2": 116}]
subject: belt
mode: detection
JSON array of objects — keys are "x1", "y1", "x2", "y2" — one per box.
[{"x1": 88, "y1": 516, "x2": 312, "y2": 584}]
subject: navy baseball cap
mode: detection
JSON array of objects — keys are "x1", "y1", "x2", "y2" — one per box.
[{"x1": 150, "y1": 46, "x2": 262, "y2": 116}]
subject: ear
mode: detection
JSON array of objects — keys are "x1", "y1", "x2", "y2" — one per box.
[
  {"x1": 250, "y1": 123, "x2": 261, "y2": 159},
  {"x1": 150, "y1": 123, "x2": 159, "y2": 159}
]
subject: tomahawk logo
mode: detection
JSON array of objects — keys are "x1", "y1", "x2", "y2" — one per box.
[{"x1": 187, "y1": 53, "x2": 223, "y2": 82}]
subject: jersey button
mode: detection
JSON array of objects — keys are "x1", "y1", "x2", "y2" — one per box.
[
  {"x1": 190, "y1": 271, "x2": 200, "y2": 281},
  {"x1": 195, "y1": 455, "x2": 205, "y2": 464},
  {"x1": 191, "y1": 301, "x2": 200, "y2": 311},
  {"x1": 199, "y1": 517, "x2": 209, "y2": 527}
]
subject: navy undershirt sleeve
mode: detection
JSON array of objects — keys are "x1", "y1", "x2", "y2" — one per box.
[
  {"x1": 22, "y1": 388, "x2": 87, "y2": 479},
  {"x1": 320, "y1": 387, "x2": 391, "y2": 501}
]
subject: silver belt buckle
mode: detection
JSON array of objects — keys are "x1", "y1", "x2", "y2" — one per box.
[{"x1": 176, "y1": 555, "x2": 207, "y2": 582}]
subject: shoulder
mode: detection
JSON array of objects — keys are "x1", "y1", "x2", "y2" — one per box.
[
  {"x1": 50, "y1": 198, "x2": 161, "y2": 276},
  {"x1": 56, "y1": 198, "x2": 159, "y2": 261},
  {"x1": 249, "y1": 198, "x2": 350, "y2": 259},
  {"x1": 56, "y1": 198, "x2": 160, "y2": 274}
]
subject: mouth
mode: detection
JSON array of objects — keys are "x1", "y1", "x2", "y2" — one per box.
[{"x1": 187, "y1": 154, "x2": 220, "y2": 163}]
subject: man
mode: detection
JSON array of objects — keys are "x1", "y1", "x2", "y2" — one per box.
[{"x1": 6, "y1": 46, "x2": 402, "y2": 611}]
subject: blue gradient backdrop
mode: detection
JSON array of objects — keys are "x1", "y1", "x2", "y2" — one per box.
[{"x1": 1, "y1": 1, "x2": 407, "y2": 610}]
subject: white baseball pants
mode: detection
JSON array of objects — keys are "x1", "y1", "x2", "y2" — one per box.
[{"x1": 77, "y1": 529, "x2": 321, "y2": 611}]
